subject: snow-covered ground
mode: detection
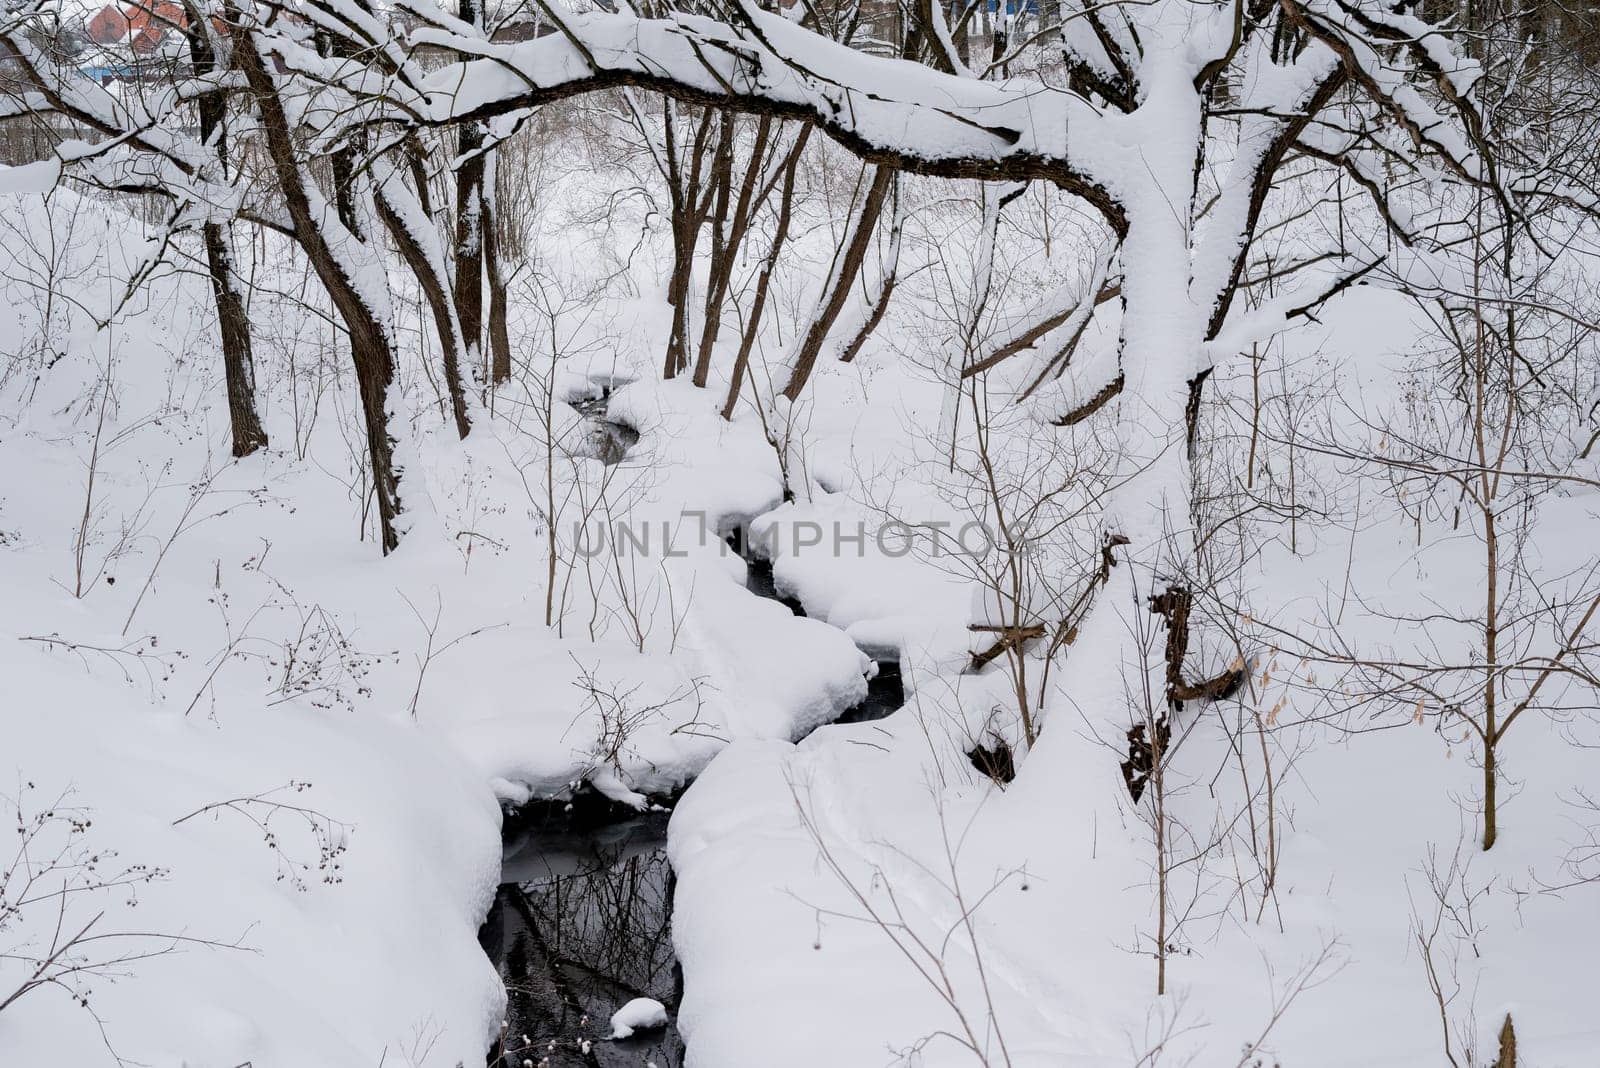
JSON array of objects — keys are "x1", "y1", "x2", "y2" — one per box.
[
  {"x1": 3, "y1": 87, "x2": 1598, "y2": 1068},
  {"x1": 668, "y1": 293, "x2": 1600, "y2": 1064},
  {"x1": 0, "y1": 187, "x2": 867, "y2": 1065}
]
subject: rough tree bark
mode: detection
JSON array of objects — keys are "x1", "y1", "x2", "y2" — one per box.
[
  {"x1": 453, "y1": 116, "x2": 488, "y2": 381},
  {"x1": 449, "y1": 0, "x2": 512, "y2": 390},
  {"x1": 201, "y1": 224, "x2": 267, "y2": 457},
  {"x1": 374, "y1": 173, "x2": 472, "y2": 439},
  {"x1": 326, "y1": 16, "x2": 471, "y2": 441},
  {"x1": 230, "y1": 7, "x2": 404, "y2": 552},
  {"x1": 180, "y1": 0, "x2": 266, "y2": 458}
]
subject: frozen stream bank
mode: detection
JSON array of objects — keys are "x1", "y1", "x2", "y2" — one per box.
[{"x1": 479, "y1": 555, "x2": 903, "y2": 1065}]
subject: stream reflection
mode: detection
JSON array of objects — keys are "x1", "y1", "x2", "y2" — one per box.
[{"x1": 482, "y1": 809, "x2": 684, "y2": 1067}]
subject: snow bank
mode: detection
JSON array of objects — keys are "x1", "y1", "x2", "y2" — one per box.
[
  {"x1": 667, "y1": 277, "x2": 1600, "y2": 1067},
  {"x1": 0, "y1": 191, "x2": 508, "y2": 1067}
]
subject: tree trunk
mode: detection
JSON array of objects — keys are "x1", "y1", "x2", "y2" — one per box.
[
  {"x1": 663, "y1": 105, "x2": 716, "y2": 380},
  {"x1": 454, "y1": 119, "x2": 488, "y2": 380},
  {"x1": 1019, "y1": 85, "x2": 1206, "y2": 795},
  {"x1": 694, "y1": 113, "x2": 769, "y2": 388},
  {"x1": 231, "y1": 7, "x2": 403, "y2": 552},
  {"x1": 180, "y1": 0, "x2": 265, "y2": 458},
  {"x1": 451, "y1": 0, "x2": 512, "y2": 388},
  {"x1": 954, "y1": 0, "x2": 974, "y2": 65},
  {"x1": 202, "y1": 222, "x2": 268, "y2": 457},
  {"x1": 838, "y1": 175, "x2": 903, "y2": 364},
  {"x1": 664, "y1": 215, "x2": 694, "y2": 379},
  {"x1": 1483, "y1": 505, "x2": 1500, "y2": 850},
  {"x1": 483, "y1": 154, "x2": 513, "y2": 385},
  {"x1": 374, "y1": 177, "x2": 471, "y2": 439},
  {"x1": 722, "y1": 127, "x2": 809, "y2": 419},
  {"x1": 1040, "y1": 0, "x2": 1060, "y2": 39},
  {"x1": 781, "y1": 164, "x2": 895, "y2": 400}
]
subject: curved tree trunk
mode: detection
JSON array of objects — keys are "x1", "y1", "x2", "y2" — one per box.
[
  {"x1": 375, "y1": 171, "x2": 472, "y2": 439},
  {"x1": 230, "y1": 7, "x2": 404, "y2": 552}
]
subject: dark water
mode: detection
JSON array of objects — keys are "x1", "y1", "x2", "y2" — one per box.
[
  {"x1": 567, "y1": 390, "x2": 640, "y2": 466},
  {"x1": 740, "y1": 549, "x2": 805, "y2": 615},
  {"x1": 478, "y1": 537, "x2": 907, "y2": 1066},
  {"x1": 842, "y1": 659, "x2": 904, "y2": 724},
  {"x1": 481, "y1": 801, "x2": 684, "y2": 1067}
]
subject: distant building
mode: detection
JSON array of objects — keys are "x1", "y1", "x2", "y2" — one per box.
[{"x1": 85, "y1": 0, "x2": 186, "y2": 56}]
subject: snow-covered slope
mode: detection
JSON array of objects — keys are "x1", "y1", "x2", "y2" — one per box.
[
  {"x1": 4, "y1": 95, "x2": 1598, "y2": 1068},
  {"x1": 0, "y1": 187, "x2": 868, "y2": 1066}
]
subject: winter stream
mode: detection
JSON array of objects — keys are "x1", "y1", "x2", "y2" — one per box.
[{"x1": 478, "y1": 392, "x2": 903, "y2": 1066}]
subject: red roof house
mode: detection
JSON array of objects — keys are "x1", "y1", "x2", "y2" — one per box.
[{"x1": 85, "y1": 0, "x2": 188, "y2": 55}]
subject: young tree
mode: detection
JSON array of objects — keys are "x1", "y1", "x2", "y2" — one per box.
[{"x1": 1304, "y1": 199, "x2": 1600, "y2": 851}]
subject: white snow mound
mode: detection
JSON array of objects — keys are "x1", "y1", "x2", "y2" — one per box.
[{"x1": 609, "y1": 997, "x2": 670, "y2": 1039}]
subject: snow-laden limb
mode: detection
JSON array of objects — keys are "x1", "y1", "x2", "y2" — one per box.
[
  {"x1": 1278, "y1": 0, "x2": 1498, "y2": 193},
  {"x1": 1201, "y1": 261, "x2": 1358, "y2": 354},
  {"x1": 1189, "y1": 53, "x2": 1346, "y2": 345},
  {"x1": 0, "y1": 19, "x2": 221, "y2": 207},
  {"x1": 0, "y1": 15, "x2": 207, "y2": 177},
  {"x1": 406, "y1": 5, "x2": 1125, "y2": 225},
  {"x1": 7, "y1": 0, "x2": 1534, "y2": 717},
  {"x1": 958, "y1": 242, "x2": 1119, "y2": 394},
  {"x1": 0, "y1": 10, "x2": 304, "y2": 234}
]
